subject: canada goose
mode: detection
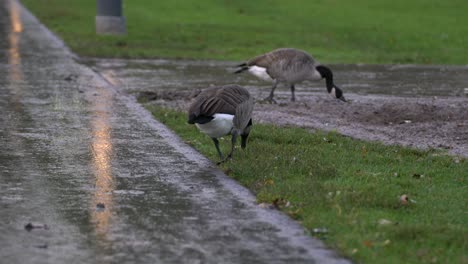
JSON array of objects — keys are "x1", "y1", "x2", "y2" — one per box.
[
  {"x1": 235, "y1": 48, "x2": 346, "y2": 103},
  {"x1": 188, "y1": 85, "x2": 254, "y2": 164}
]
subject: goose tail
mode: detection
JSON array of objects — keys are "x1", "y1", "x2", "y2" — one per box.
[
  {"x1": 233, "y1": 97, "x2": 254, "y2": 132},
  {"x1": 234, "y1": 63, "x2": 249, "y2": 74}
]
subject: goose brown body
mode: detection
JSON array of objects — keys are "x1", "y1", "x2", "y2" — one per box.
[
  {"x1": 235, "y1": 48, "x2": 346, "y2": 103},
  {"x1": 246, "y1": 48, "x2": 321, "y2": 84}
]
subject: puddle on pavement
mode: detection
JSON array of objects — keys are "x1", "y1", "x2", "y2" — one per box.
[{"x1": 83, "y1": 58, "x2": 468, "y2": 98}]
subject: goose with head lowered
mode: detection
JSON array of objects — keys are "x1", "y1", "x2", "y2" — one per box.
[
  {"x1": 235, "y1": 48, "x2": 346, "y2": 103},
  {"x1": 188, "y1": 85, "x2": 254, "y2": 164}
]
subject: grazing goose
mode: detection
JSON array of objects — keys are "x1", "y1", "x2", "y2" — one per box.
[
  {"x1": 235, "y1": 48, "x2": 346, "y2": 103},
  {"x1": 188, "y1": 85, "x2": 254, "y2": 164}
]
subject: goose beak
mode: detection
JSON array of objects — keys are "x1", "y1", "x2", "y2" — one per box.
[{"x1": 332, "y1": 85, "x2": 347, "y2": 102}]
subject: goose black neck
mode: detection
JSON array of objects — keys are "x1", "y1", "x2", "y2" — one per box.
[{"x1": 316, "y1": 65, "x2": 334, "y2": 92}]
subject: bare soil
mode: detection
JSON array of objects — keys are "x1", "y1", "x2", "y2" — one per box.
[{"x1": 141, "y1": 90, "x2": 468, "y2": 157}]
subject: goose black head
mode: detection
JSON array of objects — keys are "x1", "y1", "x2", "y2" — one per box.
[{"x1": 316, "y1": 65, "x2": 346, "y2": 102}]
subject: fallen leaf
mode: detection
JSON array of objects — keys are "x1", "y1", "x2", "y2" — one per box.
[
  {"x1": 258, "y1": 203, "x2": 275, "y2": 209},
  {"x1": 361, "y1": 146, "x2": 368, "y2": 157},
  {"x1": 400, "y1": 194, "x2": 409, "y2": 205},
  {"x1": 96, "y1": 203, "x2": 106, "y2": 212},
  {"x1": 378, "y1": 219, "x2": 393, "y2": 226},
  {"x1": 264, "y1": 179, "x2": 274, "y2": 186},
  {"x1": 287, "y1": 208, "x2": 302, "y2": 218},
  {"x1": 272, "y1": 198, "x2": 289, "y2": 208},
  {"x1": 399, "y1": 120, "x2": 412, "y2": 124},
  {"x1": 34, "y1": 244, "x2": 48, "y2": 249},
  {"x1": 24, "y1": 223, "x2": 49, "y2": 231},
  {"x1": 312, "y1": 227, "x2": 328, "y2": 234},
  {"x1": 363, "y1": 240, "x2": 373, "y2": 248}
]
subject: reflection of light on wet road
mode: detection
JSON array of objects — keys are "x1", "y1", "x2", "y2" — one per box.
[
  {"x1": 8, "y1": 0, "x2": 23, "y2": 87},
  {"x1": 9, "y1": 0, "x2": 22, "y2": 33},
  {"x1": 90, "y1": 87, "x2": 114, "y2": 242}
]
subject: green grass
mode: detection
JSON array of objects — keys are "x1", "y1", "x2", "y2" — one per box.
[
  {"x1": 148, "y1": 106, "x2": 467, "y2": 264},
  {"x1": 22, "y1": 0, "x2": 468, "y2": 64}
]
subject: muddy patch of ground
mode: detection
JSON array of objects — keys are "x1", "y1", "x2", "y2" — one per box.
[{"x1": 141, "y1": 90, "x2": 468, "y2": 157}]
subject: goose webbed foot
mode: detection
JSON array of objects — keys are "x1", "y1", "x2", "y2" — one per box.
[
  {"x1": 216, "y1": 154, "x2": 232, "y2": 165},
  {"x1": 261, "y1": 96, "x2": 277, "y2": 104}
]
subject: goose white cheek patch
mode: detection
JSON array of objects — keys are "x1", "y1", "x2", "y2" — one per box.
[
  {"x1": 313, "y1": 69, "x2": 322, "y2": 80},
  {"x1": 330, "y1": 87, "x2": 336, "y2": 98}
]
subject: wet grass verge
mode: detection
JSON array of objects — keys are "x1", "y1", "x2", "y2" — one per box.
[
  {"x1": 147, "y1": 105, "x2": 467, "y2": 264},
  {"x1": 21, "y1": 0, "x2": 468, "y2": 64}
]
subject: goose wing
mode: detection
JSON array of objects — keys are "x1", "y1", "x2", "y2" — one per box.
[
  {"x1": 247, "y1": 48, "x2": 316, "y2": 79},
  {"x1": 188, "y1": 85, "x2": 251, "y2": 123},
  {"x1": 233, "y1": 96, "x2": 254, "y2": 131},
  {"x1": 247, "y1": 48, "x2": 310, "y2": 67}
]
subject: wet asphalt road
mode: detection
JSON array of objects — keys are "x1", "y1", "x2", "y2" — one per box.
[{"x1": 0, "y1": 1, "x2": 350, "y2": 263}]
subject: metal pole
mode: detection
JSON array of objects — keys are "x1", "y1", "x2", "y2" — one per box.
[{"x1": 96, "y1": 0, "x2": 126, "y2": 35}]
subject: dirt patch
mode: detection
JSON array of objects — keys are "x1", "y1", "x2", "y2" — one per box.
[{"x1": 143, "y1": 90, "x2": 468, "y2": 157}]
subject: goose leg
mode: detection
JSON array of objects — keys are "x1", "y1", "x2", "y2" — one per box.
[
  {"x1": 218, "y1": 131, "x2": 238, "y2": 164},
  {"x1": 241, "y1": 120, "x2": 252, "y2": 149},
  {"x1": 241, "y1": 133, "x2": 249, "y2": 149},
  {"x1": 212, "y1": 138, "x2": 224, "y2": 160},
  {"x1": 263, "y1": 80, "x2": 278, "y2": 104},
  {"x1": 290, "y1": 84, "x2": 296, "y2": 102},
  {"x1": 227, "y1": 132, "x2": 238, "y2": 159}
]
